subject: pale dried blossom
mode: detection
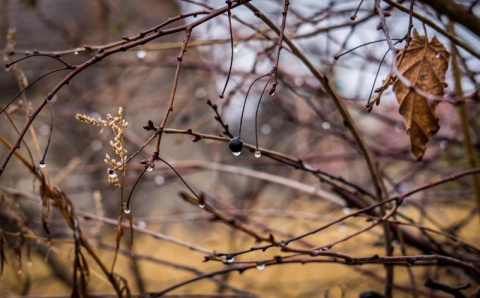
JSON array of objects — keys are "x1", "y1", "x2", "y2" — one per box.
[{"x1": 76, "y1": 107, "x2": 128, "y2": 187}]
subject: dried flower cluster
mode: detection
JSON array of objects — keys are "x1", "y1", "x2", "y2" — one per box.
[{"x1": 76, "y1": 107, "x2": 128, "y2": 187}]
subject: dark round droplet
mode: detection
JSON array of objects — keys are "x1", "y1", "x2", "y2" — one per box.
[{"x1": 229, "y1": 136, "x2": 243, "y2": 153}]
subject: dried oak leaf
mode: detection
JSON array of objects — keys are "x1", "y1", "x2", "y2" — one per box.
[{"x1": 393, "y1": 31, "x2": 449, "y2": 160}]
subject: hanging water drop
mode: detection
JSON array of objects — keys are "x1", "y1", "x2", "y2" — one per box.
[
  {"x1": 124, "y1": 206, "x2": 131, "y2": 214},
  {"x1": 229, "y1": 136, "x2": 243, "y2": 156},
  {"x1": 226, "y1": 256, "x2": 235, "y2": 263},
  {"x1": 136, "y1": 50, "x2": 147, "y2": 59},
  {"x1": 254, "y1": 150, "x2": 261, "y2": 158},
  {"x1": 147, "y1": 166, "x2": 154, "y2": 172},
  {"x1": 74, "y1": 50, "x2": 79, "y2": 55},
  {"x1": 256, "y1": 263, "x2": 265, "y2": 270},
  {"x1": 435, "y1": 52, "x2": 440, "y2": 58},
  {"x1": 39, "y1": 162, "x2": 46, "y2": 168},
  {"x1": 342, "y1": 207, "x2": 352, "y2": 215},
  {"x1": 108, "y1": 169, "x2": 117, "y2": 178},
  {"x1": 199, "y1": 204, "x2": 205, "y2": 209}
]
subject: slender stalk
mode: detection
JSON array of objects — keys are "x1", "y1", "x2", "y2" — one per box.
[
  {"x1": 155, "y1": 28, "x2": 192, "y2": 152},
  {"x1": 448, "y1": 22, "x2": 480, "y2": 226}
]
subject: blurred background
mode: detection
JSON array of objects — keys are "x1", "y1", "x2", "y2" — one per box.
[{"x1": 0, "y1": 0, "x2": 479, "y2": 297}]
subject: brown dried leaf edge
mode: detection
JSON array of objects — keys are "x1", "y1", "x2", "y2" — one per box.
[{"x1": 393, "y1": 30, "x2": 450, "y2": 160}]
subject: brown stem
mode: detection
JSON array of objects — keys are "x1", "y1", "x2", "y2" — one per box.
[
  {"x1": 448, "y1": 22, "x2": 480, "y2": 226},
  {"x1": 271, "y1": 0, "x2": 290, "y2": 91}
]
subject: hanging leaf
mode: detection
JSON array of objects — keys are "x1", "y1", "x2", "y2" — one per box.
[{"x1": 393, "y1": 30, "x2": 449, "y2": 160}]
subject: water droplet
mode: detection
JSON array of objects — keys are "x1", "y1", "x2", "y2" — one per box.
[
  {"x1": 261, "y1": 124, "x2": 272, "y2": 135},
  {"x1": 39, "y1": 162, "x2": 46, "y2": 168},
  {"x1": 124, "y1": 206, "x2": 131, "y2": 214},
  {"x1": 91, "y1": 139, "x2": 103, "y2": 151},
  {"x1": 108, "y1": 169, "x2": 117, "y2": 178},
  {"x1": 233, "y1": 46, "x2": 239, "y2": 53},
  {"x1": 39, "y1": 124, "x2": 50, "y2": 136},
  {"x1": 439, "y1": 140, "x2": 448, "y2": 150},
  {"x1": 199, "y1": 204, "x2": 205, "y2": 209},
  {"x1": 195, "y1": 87, "x2": 207, "y2": 99},
  {"x1": 254, "y1": 150, "x2": 261, "y2": 158},
  {"x1": 294, "y1": 77, "x2": 304, "y2": 86},
  {"x1": 74, "y1": 51, "x2": 79, "y2": 55},
  {"x1": 136, "y1": 50, "x2": 147, "y2": 59},
  {"x1": 226, "y1": 256, "x2": 235, "y2": 263},
  {"x1": 435, "y1": 52, "x2": 440, "y2": 58},
  {"x1": 154, "y1": 175, "x2": 165, "y2": 185},
  {"x1": 394, "y1": 123, "x2": 404, "y2": 133},
  {"x1": 229, "y1": 137, "x2": 243, "y2": 155},
  {"x1": 322, "y1": 122, "x2": 331, "y2": 130},
  {"x1": 256, "y1": 263, "x2": 265, "y2": 270},
  {"x1": 270, "y1": 91, "x2": 275, "y2": 96},
  {"x1": 147, "y1": 166, "x2": 154, "y2": 172},
  {"x1": 137, "y1": 221, "x2": 147, "y2": 229},
  {"x1": 342, "y1": 207, "x2": 352, "y2": 215}
]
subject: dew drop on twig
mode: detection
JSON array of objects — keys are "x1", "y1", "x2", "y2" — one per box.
[
  {"x1": 199, "y1": 204, "x2": 205, "y2": 209},
  {"x1": 147, "y1": 166, "x2": 154, "y2": 172},
  {"x1": 229, "y1": 137, "x2": 243, "y2": 156},
  {"x1": 254, "y1": 150, "x2": 261, "y2": 158},
  {"x1": 226, "y1": 256, "x2": 235, "y2": 263},
  {"x1": 39, "y1": 162, "x2": 46, "y2": 168},
  {"x1": 124, "y1": 206, "x2": 131, "y2": 214},
  {"x1": 256, "y1": 263, "x2": 265, "y2": 270}
]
